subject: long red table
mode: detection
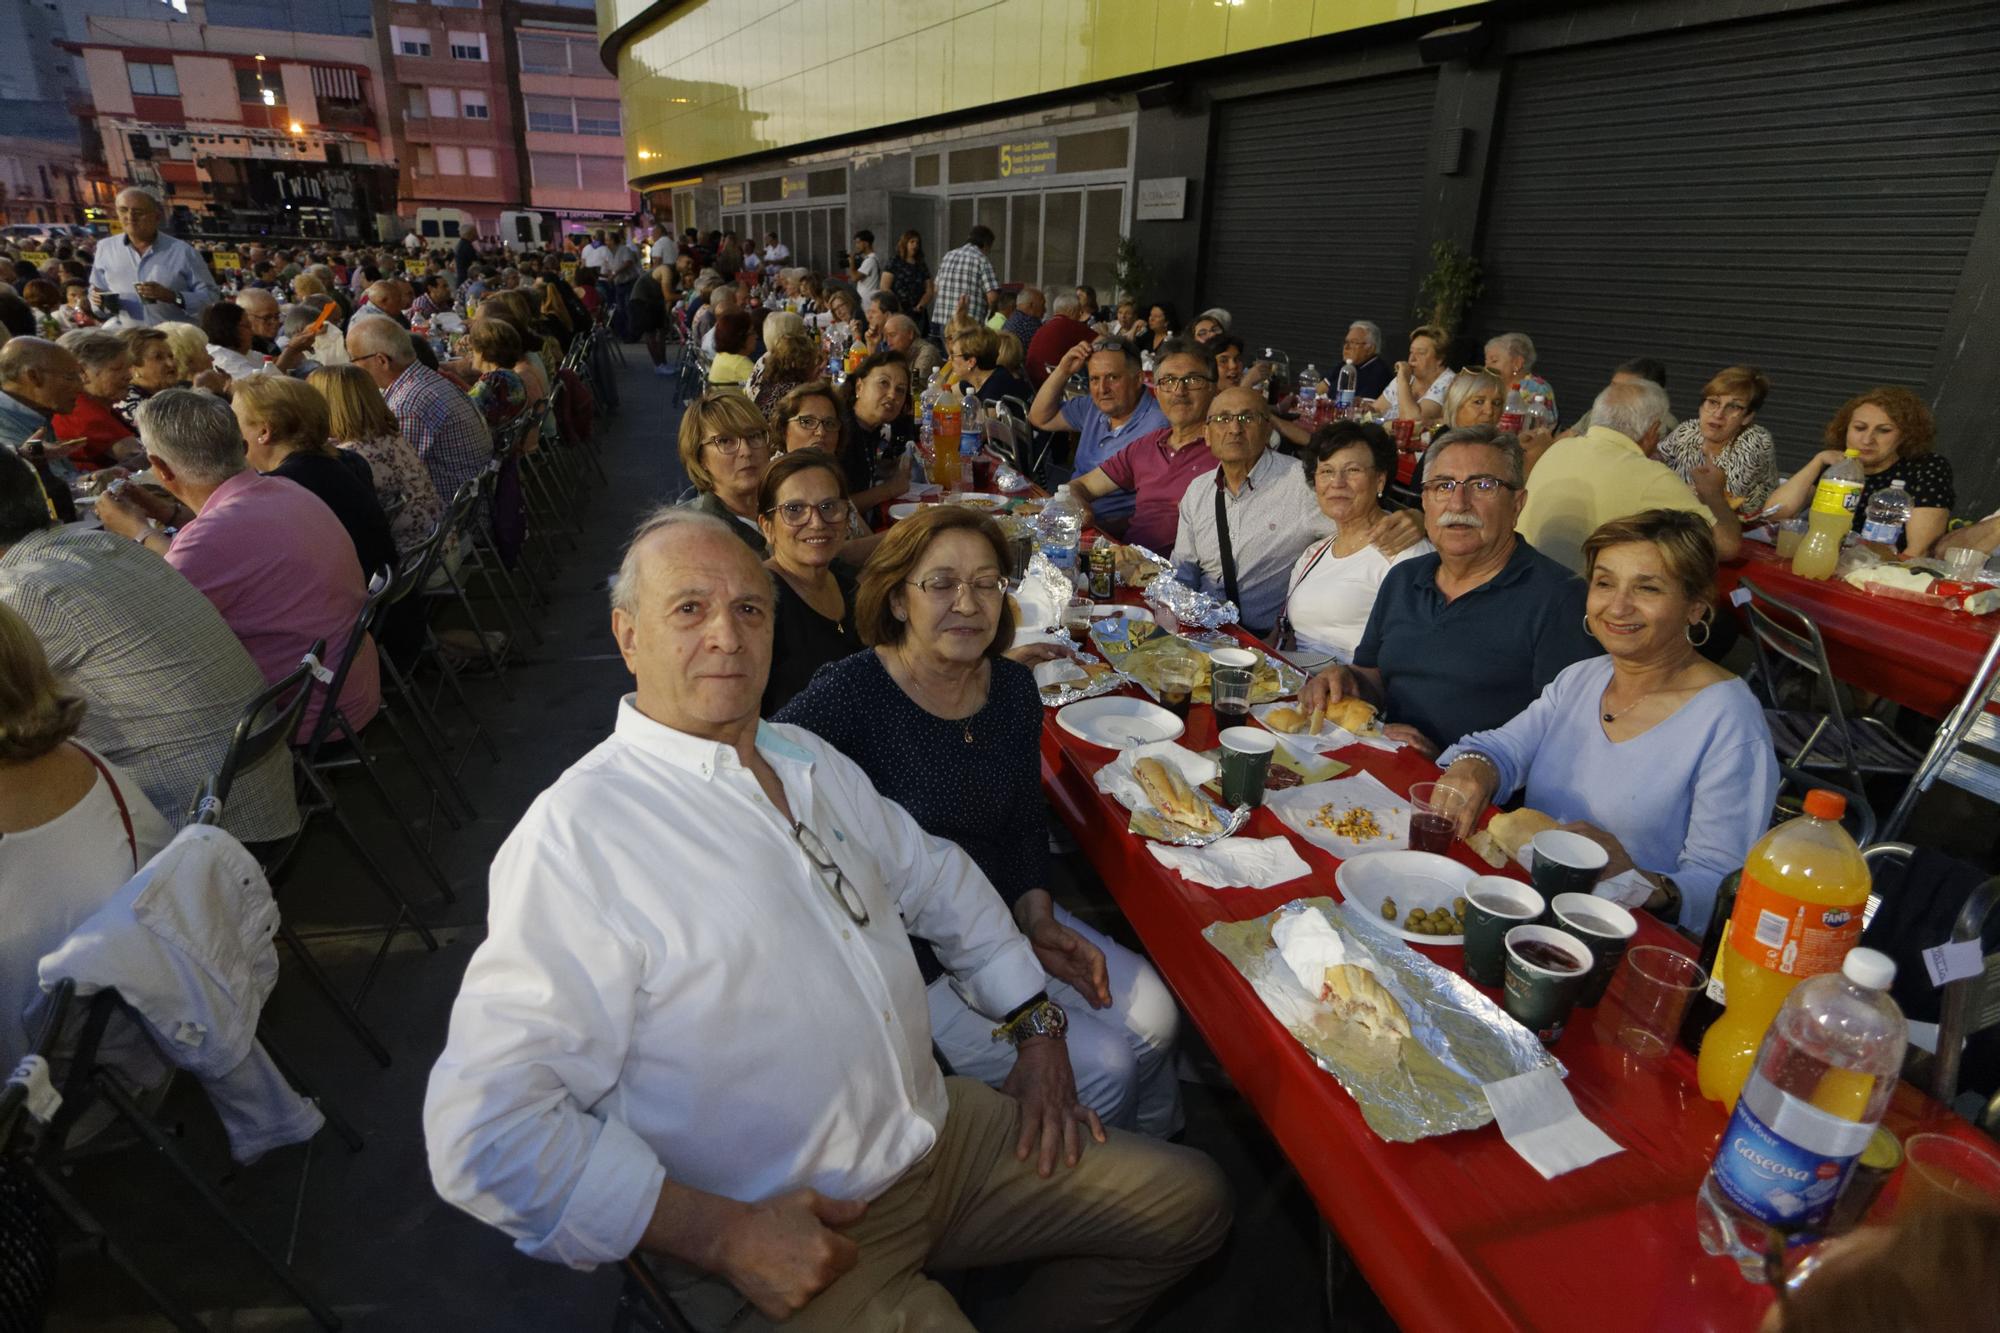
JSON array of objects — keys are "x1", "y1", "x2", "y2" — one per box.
[
  {"x1": 1716, "y1": 543, "x2": 1996, "y2": 718},
  {"x1": 1038, "y1": 626, "x2": 1980, "y2": 1332}
]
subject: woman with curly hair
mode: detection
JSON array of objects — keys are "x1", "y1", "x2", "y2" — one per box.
[{"x1": 1764, "y1": 385, "x2": 1953, "y2": 555}]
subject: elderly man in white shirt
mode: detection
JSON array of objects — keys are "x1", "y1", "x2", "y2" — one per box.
[{"x1": 424, "y1": 509, "x2": 1229, "y2": 1331}]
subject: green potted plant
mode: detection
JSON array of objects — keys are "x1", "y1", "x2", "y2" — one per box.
[{"x1": 1416, "y1": 240, "x2": 1483, "y2": 344}]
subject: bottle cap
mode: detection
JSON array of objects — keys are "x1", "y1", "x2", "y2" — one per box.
[
  {"x1": 1801, "y1": 789, "x2": 1846, "y2": 821},
  {"x1": 1842, "y1": 947, "x2": 1895, "y2": 991}
]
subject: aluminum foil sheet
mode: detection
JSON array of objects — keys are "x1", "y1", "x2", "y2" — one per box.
[
  {"x1": 1036, "y1": 663, "x2": 1136, "y2": 708},
  {"x1": 1023, "y1": 549, "x2": 1080, "y2": 605},
  {"x1": 1128, "y1": 800, "x2": 1254, "y2": 848},
  {"x1": 1120, "y1": 542, "x2": 1241, "y2": 629},
  {"x1": 1203, "y1": 897, "x2": 1563, "y2": 1142}
]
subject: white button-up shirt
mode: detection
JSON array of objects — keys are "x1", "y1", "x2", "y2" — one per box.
[
  {"x1": 88, "y1": 232, "x2": 219, "y2": 325},
  {"x1": 423, "y1": 699, "x2": 1045, "y2": 1269},
  {"x1": 1172, "y1": 446, "x2": 1335, "y2": 634}
]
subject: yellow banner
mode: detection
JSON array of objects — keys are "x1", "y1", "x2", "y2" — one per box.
[
  {"x1": 407, "y1": 258, "x2": 430, "y2": 275},
  {"x1": 212, "y1": 251, "x2": 242, "y2": 271}
]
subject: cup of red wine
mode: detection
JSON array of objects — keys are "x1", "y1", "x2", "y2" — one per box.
[
  {"x1": 1209, "y1": 650, "x2": 1258, "y2": 724},
  {"x1": 1501, "y1": 924, "x2": 1594, "y2": 1044},
  {"x1": 1407, "y1": 781, "x2": 1471, "y2": 855}
]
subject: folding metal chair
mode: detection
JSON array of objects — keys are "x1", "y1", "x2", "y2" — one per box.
[
  {"x1": 1880, "y1": 626, "x2": 2000, "y2": 843},
  {"x1": 422, "y1": 476, "x2": 521, "y2": 694},
  {"x1": 1740, "y1": 576, "x2": 1926, "y2": 820}
]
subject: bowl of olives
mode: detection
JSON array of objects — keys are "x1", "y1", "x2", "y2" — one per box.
[{"x1": 1334, "y1": 850, "x2": 1476, "y2": 946}]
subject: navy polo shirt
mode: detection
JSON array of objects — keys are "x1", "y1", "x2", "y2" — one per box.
[{"x1": 1353, "y1": 537, "x2": 1601, "y2": 750}]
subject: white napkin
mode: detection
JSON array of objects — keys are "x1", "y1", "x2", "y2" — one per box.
[
  {"x1": 1265, "y1": 770, "x2": 1411, "y2": 856},
  {"x1": 1593, "y1": 871, "x2": 1655, "y2": 909},
  {"x1": 1094, "y1": 741, "x2": 1219, "y2": 814},
  {"x1": 1147, "y1": 836, "x2": 1312, "y2": 890},
  {"x1": 1272, "y1": 906, "x2": 1362, "y2": 996},
  {"x1": 1482, "y1": 1068, "x2": 1623, "y2": 1180},
  {"x1": 1033, "y1": 658, "x2": 1087, "y2": 690}
]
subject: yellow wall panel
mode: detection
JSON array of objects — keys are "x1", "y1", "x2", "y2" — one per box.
[{"x1": 612, "y1": 0, "x2": 1485, "y2": 178}]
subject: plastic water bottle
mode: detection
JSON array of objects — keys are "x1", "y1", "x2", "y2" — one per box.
[
  {"x1": 1790, "y1": 450, "x2": 1865, "y2": 581},
  {"x1": 1039, "y1": 484, "x2": 1084, "y2": 583},
  {"x1": 1860, "y1": 480, "x2": 1912, "y2": 551},
  {"x1": 1498, "y1": 385, "x2": 1526, "y2": 434},
  {"x1": 919, "y1": 373, "x2": 940, "y2": 447},
  {"x1": 1524, "y1": 391, "x2": 1555, "y2": 435},
  {"x1": 1695, "y1": 948, "x2": 1907, "y2": 1278},
  {"x1": 958, "y1": 387, "x2": 983, "y2": 487},
  {"x1": 1296, "y1": 365, "x2": 1320, "y2": 423},
  {"x1": 1334, "y1": 359, "x2": 1358, "y2": 417}
]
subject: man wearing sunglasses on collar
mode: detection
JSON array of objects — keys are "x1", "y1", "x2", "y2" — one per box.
[
  {"x1": 1300, "y1": 425, "x2": 1601, "y2": 757},
  {"x1": 425, "y1": 509, "x2": 1230, "y2": 1332}
]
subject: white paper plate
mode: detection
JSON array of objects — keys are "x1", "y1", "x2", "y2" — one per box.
[
  {"x1": 1335, "y1": 851, "x2": 1476, "y2": 946},
  {"x1": 945, "y1": 492, "x2": 1011, "y2": 512},
  {"x1": 887, "y1": 501, "x2": 925, "y2": 521},
  {"x1": 1056, "y1": 695, "x2": 1186, "y2": 750}
]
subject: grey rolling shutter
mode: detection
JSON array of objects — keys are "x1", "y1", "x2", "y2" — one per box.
[
  {"x1": 1474, "y1": 0, "x2": 2000, "y2": 469},
  {"x1": 1202, "y1": 70, "x2": 1438, "y2": 373}
]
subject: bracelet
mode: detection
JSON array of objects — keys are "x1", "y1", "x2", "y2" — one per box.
[{"x1": 1451, "y1": 750, "x2": 1501, "y2": 777}]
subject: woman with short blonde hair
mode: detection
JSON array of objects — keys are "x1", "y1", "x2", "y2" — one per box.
[
  {"x1": 1441, "y1": 366, "x2": 1507, "y2": 429},
  {"x1": 309, "y1": 364, "x2": 442, "y2": 553},
  {"x1": 677, "y1": 390, "x2": 773, "y2": 555},
  {"x1": 1656, "y1": 365, "x2": 1778, "y2": 510},
  {"x1": 233, "y1": 373, "x2": 397, "y2": 578}
]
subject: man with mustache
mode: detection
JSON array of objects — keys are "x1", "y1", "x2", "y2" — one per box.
[{"x1": 1300, "y1": 426, "x2": 1600, "y2": 756}]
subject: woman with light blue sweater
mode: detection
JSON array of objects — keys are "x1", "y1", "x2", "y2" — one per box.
[{"x1": 1435, "y1": 510, "x2": 1777, "y2": 933}]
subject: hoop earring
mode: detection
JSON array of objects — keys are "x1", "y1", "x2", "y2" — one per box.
[
  {"x1": 1582, "y1": 613, "x2": 1597, "y2": 642},
  {"x1": 1686, "y1": 609, "x2": 1713, "y2": 648}
]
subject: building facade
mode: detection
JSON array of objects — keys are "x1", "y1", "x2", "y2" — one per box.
[
  {"x1": 602, "y1": 0, "x2": 2000, "y2": 515},
  {"x1": 65, "y1": 1, "x2": 399, "y2": 239},
  {"x1": 516, "y1": 5, "x2": 641, "y2": 241}
]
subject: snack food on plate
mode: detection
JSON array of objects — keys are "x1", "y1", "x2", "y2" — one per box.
[
  {"x1": 1320, "y1": 963, "x2": 1412, "y2": 1044},
  {"x1": 1038, "y1": 659, "x2": 1114, "y2": 700},
  {"x1": 1467, "y1": 807, "x2": 1559, "y2": 868},
  {"x1": 1133, "y1": 757, "x2": 1223, "y2": 835},
  {"x1": 1114, "y1": 544, "x2": 1163, "y2": 588},
  {"x1": 1326, "y1": 697, "x2": 1376, "y2": 734},
  {"x1": 1264, "y1": 705, "x2": 1308, "y2": 733}
]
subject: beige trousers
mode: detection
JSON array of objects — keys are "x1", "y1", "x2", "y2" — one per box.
[{"x1": 655, "y1": 1077, "x2": 1232, "y2": 1332}]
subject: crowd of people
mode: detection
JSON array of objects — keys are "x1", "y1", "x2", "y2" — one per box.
[{"x1": 3, "y1": 202, "x2": 1995, "y2": 1331}]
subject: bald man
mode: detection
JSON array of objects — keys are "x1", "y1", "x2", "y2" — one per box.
[
  {"x1": 0, "y1": 337, "x2": 85, "y2": 518},
  {"x1": 357, "y1": 280, "x2": 410, "y2": 328}
]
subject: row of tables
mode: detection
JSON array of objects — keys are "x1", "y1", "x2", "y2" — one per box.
[{"x1": 1021, "y1": 537, "x2": 1994, "y2": 1330}]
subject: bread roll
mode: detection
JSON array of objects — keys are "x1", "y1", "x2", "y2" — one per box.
[
  {"x1": 1264, "y1": 706, "x2": 1306, "y2": 734},
  {"x1": 1133, "y1": 757, "x2": 1222, "y2": 834},
  {"x1": 1487, "y1": 808, "x2": 1559, "y2": 861},
  {"x1": 1322, "y1": 963, "x2": 1412, "y2": 1043},
  {"x1": 1327, "y1": 698, "x2": 1376, "y2": 733}
]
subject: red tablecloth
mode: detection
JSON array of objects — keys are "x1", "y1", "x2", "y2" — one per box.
[
  {"x1": 1039, "y1": 623, "x2": 1979, "y2": 1332},
  {"x1": 1716, "y1": 544, "x2": 1997, "y2": 718}
]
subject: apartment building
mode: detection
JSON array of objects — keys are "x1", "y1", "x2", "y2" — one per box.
[
  {"x1": 64, "y1": 1, "x2": 397, "y2": 238},
  {"x1": 516, "y1": 7, "x2": 638, "y2": 239}
]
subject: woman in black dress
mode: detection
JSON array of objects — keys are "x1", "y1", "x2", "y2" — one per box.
[
  {"x1": 1762, "y1": 385, "x2": 1955, "y2": 556},
  {"x1": 757, "y1": 450, "x2": 859, "y2": 714}
]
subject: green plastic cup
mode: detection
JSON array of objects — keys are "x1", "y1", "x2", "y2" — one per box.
[{"x1": 1502, "y1": 924, "x2": 1594, "y2": 1045}]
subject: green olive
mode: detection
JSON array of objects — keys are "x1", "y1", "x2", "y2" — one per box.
[
  {"x1": 1405, "y1": 909, "x2": 1425, "y2": 928},
  {"x1": 1452, "y1": 896, "x2": 1467, "y2": 917},
  {"x1": 1381, "y1": 898, "x2": 1398, "y2": 921}
]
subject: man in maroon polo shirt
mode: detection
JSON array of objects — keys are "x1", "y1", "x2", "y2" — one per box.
[
  {"x1": 1023, "y1": 291, "x2": 1097, "y2": 388},
  {"x1": 1066, "y1": 339, "x2": 1219, "y2": 552}
]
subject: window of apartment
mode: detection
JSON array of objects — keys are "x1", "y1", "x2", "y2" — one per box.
[
  {"x1": 448, "y1": 30, "x2": 485, "y2": 61},
  {"x1": 391, "y1": 25, "x2": 433, "y2": 57},
  {"x1": 517, "y1": 35, "x2": 570, "y2": 74},
  {"x1": 578, "y1": 156, "x2": 626, "y2": 191},
  {"x1": 530, "y1": 152, "x2": 576, "y2": 187},
  {"x1": 435, "y1": 145, "x2": 466, "y2": 175},
  {"x1": 524, "y1": 94, "x2": 573, "y2": 134},
  {"x1": 467, "y1": 147, "x2": 497, "y2": 177},
  {"x1": 126, "y1": 62, "x2": 179, "y2": 97},
  {"x1": 459, "y1": 90, "x2": 489, "y2": 120},
  {"x1": 234, "y1": 67, "x2": 283, "y2": 104},
  {"x1": 575, "y1": 99, "x2": 621, "y2": 136},
  {"x1": 427, "y1": 87, "x2": 458, "y2": 118},
  {"x1": 404, "y1": 86, "x2": 429, "y2": 120},
  {"x1": 415, "y1": 145, "x2": 437, "y2": 175}
]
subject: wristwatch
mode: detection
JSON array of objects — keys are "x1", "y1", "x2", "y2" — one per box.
[{"x1": 994, "y1": 994, "x2": 1068, "y2": 1046}]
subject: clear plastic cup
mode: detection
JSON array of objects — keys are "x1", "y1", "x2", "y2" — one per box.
[
  {"x1": 1591, "y1": 945, "x2": 1705, "y2": 1062},
  {"x1": 1899, "y1": 1133, "x2": 2000, "y2": 1216}
]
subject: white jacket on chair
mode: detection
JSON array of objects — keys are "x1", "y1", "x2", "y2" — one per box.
[{"x1": 39, "y1": 823, "x2": 324, "y2": 1163}]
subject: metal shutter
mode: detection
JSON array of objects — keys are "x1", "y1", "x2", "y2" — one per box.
[
  {"x1": 1475, "y1": 0, "x2": 2000, "y2": 468},
  {"x1": 1203, "y1": 70, "x2": 1437, "y2": 374}
]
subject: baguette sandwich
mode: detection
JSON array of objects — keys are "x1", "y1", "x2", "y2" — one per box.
[{"x1": 1133, "y1": 756, "x2": 1223, "y2": 835}]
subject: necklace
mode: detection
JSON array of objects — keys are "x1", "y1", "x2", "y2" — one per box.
[
  {"x1": 896, "y1": 647, "x2": 977, "y2": 744},
  {"x1": 1602, "y1": 662, "x2": 1695, "y2": 723}
]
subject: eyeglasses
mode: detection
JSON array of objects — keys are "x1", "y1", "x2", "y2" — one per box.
[
  {"x1": 792, "y1": 821, "x2": 868, "y2": 925},
  {"x1": 351, "y1": 351, "x2": 389, "y2": 366},
  {"x1": 1419, "y1": 474, "x2": 1519, "y2": 497},
  {"x1": 703, "y1": 433, "x2": 770, "y2": 456},
  {"x1": 788, "y1": 414, "x2": 838, "y2": 434},
  {"x1": 1206, "y1": 411, "x2": 1262, "y2": 428},
  {"x1": 906, "y1": 574, "x2": 1006, "y2": 600},
  {"x1": 1315, "y1": 465, "x2": 1376, "y2": 484},
  {"x1": 1702, "y1": 396, "x2": 1752, "y2": 417},
  {"x1": 1155, "y1": 373, "x2": 1215, "y2": 391},
  {"x1": 767, "y1": 498, "x2": 847, "y2": 527}
]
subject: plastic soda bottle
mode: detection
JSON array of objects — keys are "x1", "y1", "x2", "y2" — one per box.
[
  {"x1": 1697, "y1": 790, "x2": 1871, "y2": 1109},
  {"x1": 1335, "y1": 359, "x2": 1358, "y2": 417},
  {"x1": 958, "y1": 387, "x2": 983, "y2": 489},
  {"x1": 1790, "y1": 451, "x2": 1865, "y2": 580},
  {"x1": 1296, "y1": 365, "x2": 1320, "y2": 423},
  {"x1": 1696, "y1": 948, "x2": 1907, "y2": 1277},
  {"x1": 1498, "y1": 385, "x2": 1526, "y2": 434},
  {"x1": 1859, "y1": 479, "x2": 1912, "y2": 552},
  {"x1": 931, "y1": 391, "x2": 962, "y2": 488}
]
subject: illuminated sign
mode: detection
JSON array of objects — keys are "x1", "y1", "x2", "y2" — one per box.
[{"x1": 999, "y1": 139, "x2": 1055, "y2": 177}]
